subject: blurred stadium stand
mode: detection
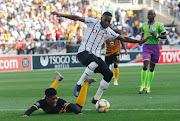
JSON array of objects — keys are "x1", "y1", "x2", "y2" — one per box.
[{"x1": 0, "y1": 0, "x2": 179, "y2": 56}]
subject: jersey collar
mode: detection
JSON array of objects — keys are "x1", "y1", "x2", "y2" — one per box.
[{"x1": 148, "y1": 20, "x2": 155, "y2": 29}]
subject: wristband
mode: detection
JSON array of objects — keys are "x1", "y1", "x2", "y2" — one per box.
[{"x1": 156, "y1": 34, "x2": 159, "y2": 38}]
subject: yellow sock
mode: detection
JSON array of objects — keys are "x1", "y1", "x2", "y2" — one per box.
[
  {"x1": 114, "y1": 67, "x2": 119, "y2": 82},
  {"x1": 50, "y1": 78, "x2": 59, "y2": 90},
  {"x1": 76, "y1": 82, "x2": 88, "y2": 107}
]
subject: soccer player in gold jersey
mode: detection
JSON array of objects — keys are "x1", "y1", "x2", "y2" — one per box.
[
  {"x1": 105, "y1": 30, "x2": 128, "y2": 85},
  {"x1": 21, "y1": 72, "x2": 96, "y2": 117}
]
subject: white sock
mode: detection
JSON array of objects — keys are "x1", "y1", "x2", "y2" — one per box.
[
  {"x1": 77, "y1": 62, "x2": 98, "y2": 86},
  {"x1": 77, "y1": 67, "x2": 93, "y2": 85},
  {"x1": 94, "y1": 79, "x2": 110, "y2": 100}
]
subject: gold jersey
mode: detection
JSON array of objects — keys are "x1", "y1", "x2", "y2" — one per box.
[{"x1": 105, "y1": 39, "x2": 120, "y2": 56}]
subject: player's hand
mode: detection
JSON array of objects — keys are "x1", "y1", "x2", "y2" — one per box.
[
  {"x1": 140, "y1": 35, "x2": 152, "y2": 45},
  {"x1": 77, "y1": 113, "x2": 84, "y2": 115},
  {"x1": 149, "y1": 32, "x2": 157, "y2": 37},
  {"x1": 20, "y1": 115, "x2": 29, "y2": 117}
]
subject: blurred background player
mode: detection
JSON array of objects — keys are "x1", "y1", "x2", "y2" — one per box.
[
  {"x1": 21, "y1": 72, "x2": 96, "y2": 117},
  {"x1": 139, "y1": 9, "x2": 167, "y2": 94},
  {"x1": 105, "y1": 29, "x2": 128, "y2": 85}
]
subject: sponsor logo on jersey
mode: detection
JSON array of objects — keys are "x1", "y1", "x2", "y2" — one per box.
[
  {"x1": 110, "y1": 41, "x2": 115, "y2": 47},
  {"x1": 152, "y1": 27, "x2": 156, "y2": 32},
  {"x1": 92, "y1": 29, "x2": 97, "y2": 34},
  {"x1": 92, "y1": 29, "x2": 105, "y2": 38}
]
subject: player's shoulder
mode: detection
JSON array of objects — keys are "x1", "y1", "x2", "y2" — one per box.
[
  {"x1": 106, "y1": 26, "x2": 113, "y2": 31},
  {"x1": 35, "y1": 98, "x2": 46, "y2": 107},
  {"x1": 142, "y1": 22, "x2": 148, "y2": 26},
  {"x1": 114, "y1": 29, "x2": 121, "y2": 35},
  {"x1": 106, "y1": 27, "x2": 118, "y2": 34},
  {"x1": 155, "y1": 21, "x2": 163, "y2": 26},
  {"x1": 39, "y1": 98, "x2": 46, "y2": 103},
  {"x1": 154, "y1": 21, "x2": 161, "y2": 24},
  {"x1": 141, "y1": 22, "x2": 148, "y2": 29}
]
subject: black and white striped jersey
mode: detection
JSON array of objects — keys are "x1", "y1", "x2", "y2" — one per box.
[{"x1": 78, "y1": 17, "x2": 119, "y2": 57}]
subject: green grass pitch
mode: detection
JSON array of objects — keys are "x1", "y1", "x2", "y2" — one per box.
[{"x1": 0, "y1": 64, "x2": 180, "y2": 121}]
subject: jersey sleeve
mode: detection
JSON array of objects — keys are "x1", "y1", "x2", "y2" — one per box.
[
  {"x1": 108, "y1": 28, "x2": 119, "y2": 40},
  {"x1": 158, "y1": 23, "x2": 166, "y2": 34},
  {"x1": 24, "y1": 100, "x2": 42, "y2": 116},
  {"x1": 84, "y1": 17, "x2": 98, "y2": 26}
]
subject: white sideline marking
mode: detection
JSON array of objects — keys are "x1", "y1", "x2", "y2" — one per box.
[
  {"x1": 0, "y1": 109, "x2": 180, "y2": 111},
  {"x1": 85, "y1": 109, "x2": 180, "y2": 111}
]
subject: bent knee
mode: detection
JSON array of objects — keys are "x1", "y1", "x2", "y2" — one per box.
[
  {"x1": 103, "y1": 71, "x2": 113, "y2": 82},
  {"x1": 88, "y1": 62, "x2": 98, "y2": 71},
  {"x1": 143, "y1": 67, "x2": 148, "y2": 70}
]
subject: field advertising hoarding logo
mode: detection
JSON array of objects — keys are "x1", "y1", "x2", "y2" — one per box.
[
  {"x1": 22, "y1": 57, "x2": 29, "y2": 69},
  {"x1": 40, "y1": 56, "x2": 49, "y2": 67}
]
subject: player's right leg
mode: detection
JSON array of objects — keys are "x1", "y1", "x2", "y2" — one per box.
[
  {"x1": 139, "y1": 60, "x2": 149, "y2": 94},
  {"x1": 140, "y1": 46, "x2": 151, "y2": 94},
  {"x1": 74, "y1": 52, "x2": 99, "y2": 97},
  {"x1": 146, "y1": 61, "x2": 156, "y2": 94},
  {"x1": 76, "y1": 78, "x2": 96, "y2": 111},
  {"x1": 74, "y1": 62, "x2": 98, "y2": 97}
]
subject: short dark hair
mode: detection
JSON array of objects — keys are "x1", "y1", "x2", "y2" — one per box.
[
  {"x1": 45, "y1": 88, "x2": 57, "y2": 97},
  {"x1": 102, "y1": 12, "x2": 112, "y2": 17}
]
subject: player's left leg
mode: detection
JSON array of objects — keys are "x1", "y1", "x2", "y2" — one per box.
[
  {"x1": 76, "y1": 78, "x2": 96, "y2": 111},
  {"x1": 49, "y1": 71, "x2": 63, "y2": 90},
  {"x1": 113, "y1": 62, "x2": 119, "y2": 85},
  {"x1": 113, "y1": 54, "x2": 119, "y2": 85},
  {"x1": 146, "y1": 62, "x2": 156, "y2": 93},
  {"x1": 92, "y1": 58, "x2": 113, "y2": 104}
]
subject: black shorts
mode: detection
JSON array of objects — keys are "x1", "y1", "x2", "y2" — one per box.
[
  {"x1": 105, "y1": 53, "x2": 119, "y2": 67},
  {"x1": 77, "y1": 51, "x2": 113, "y2": 82}
]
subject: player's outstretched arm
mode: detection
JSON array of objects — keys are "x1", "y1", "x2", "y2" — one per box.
[
  {"x1": 150, "y1": 32, "x2": 167, "y2": 39},
  {"x1": 20, "y1": 106, "x2": 37, "y2": 117},
  {"x1": 139, "y1": 35, "x2": 152, "y2": 44},
  {"x1": 51, "y1": 12, "x2": 85, "y2": 22},
  {"x1": 116, "y1": 35, "x2": 152, "y2": 44}
]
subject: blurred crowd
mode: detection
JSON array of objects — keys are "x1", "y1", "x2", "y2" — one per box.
[
  {"x1": 154, "y1": 0, "x2": 180, "y2": 10},
  {"x1": 0, "y1": 0, "x2": 88, "y2": 54},
  {"x1": 0, "y1": 0, "x2": 179, "y2": 55},
  {"x1": 112, "y1": 7, "x2": 180, "y2": 48}
]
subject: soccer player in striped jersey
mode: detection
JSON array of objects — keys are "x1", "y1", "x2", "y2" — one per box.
[
  {"x1": 139, "y1": 9, "x2": 167, "y2": 94},
  {"x1": 105, "y1": 30, "x2": 128, "y2": 85},
  {"x1": 51, "y1": 11, "x2": 152, "y2": 104},
  {"x1": 21, "y1": 72, "x2": 96, "y2": 117}
]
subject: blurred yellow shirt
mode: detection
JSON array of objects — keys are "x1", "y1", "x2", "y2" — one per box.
[{"x1": 5, "y1": 33, "x2": 11, "y2": 42}]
